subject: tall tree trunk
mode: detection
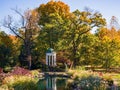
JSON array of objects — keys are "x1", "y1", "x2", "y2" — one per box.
[
  {"x1": 73, "y1": 38, "x2": 77, "y2": 68},
  {"x1": 24, "y1": 38, "x2": 32, "y2": 70},
  {"x1": 73, "y1": 49, "x2": 77, "y2": 68},
  {"x1": 27, "y1": 55, "x2": 32, "y2": 70}
]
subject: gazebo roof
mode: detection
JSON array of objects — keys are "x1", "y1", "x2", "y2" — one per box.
[{"x1": 46, "y1": 48, "x2": 55, "y2": 53}]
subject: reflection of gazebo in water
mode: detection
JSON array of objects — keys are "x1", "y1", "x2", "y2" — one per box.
[
  {"x1": 46, "y1": 77, "x2": 57, "y2": 90},
  {"x1": 37, "y1": 77, "x2": 57, "y2": 90},
  {"x1": 46, "y1": 48, "x2": 56, "y2": 67}
]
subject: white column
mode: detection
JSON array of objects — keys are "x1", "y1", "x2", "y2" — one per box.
[
  {"x1": 49, "y1": 55, "x2": 51, "y2": 66},
  {"x1": 54, "y1": 54, "x2": 56, "y2": 66}
]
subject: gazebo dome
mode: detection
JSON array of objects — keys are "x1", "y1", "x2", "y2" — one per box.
[{"x1": 46, "y1": 48, "x2": 55, "y2": 53}]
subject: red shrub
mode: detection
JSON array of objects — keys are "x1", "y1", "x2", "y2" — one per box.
[{"x1": 11, "y1": 67, "x2": 31, "y2": 76}]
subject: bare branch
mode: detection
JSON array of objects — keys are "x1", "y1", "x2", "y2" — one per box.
[
  {"x1": 9, "y1": 26, "x2": 24, "y2": 40},
  {"x1": 3, "y1": 15, "x2": 24, "y2": 40},
  {"x1": 11, "y1": 8, "x2": 25, "y2": 27}
]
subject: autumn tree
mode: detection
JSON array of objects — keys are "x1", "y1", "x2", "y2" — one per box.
[
  {"x1": 36, "y1": 1, "x2": 71, "y2": 59},
  {"x1": 3, "y1": 9, "x2": 40, "y2": 69},
  {"x1": 96, "y1": 27, "x2": 120, "y2": 70}
]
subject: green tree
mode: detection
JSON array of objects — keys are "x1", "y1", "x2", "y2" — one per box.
[
  {"x1": 0, "y1": 31, "x2": 14, "y2": 70},
  {"x1": 36, "y1": 0, "x2": 71, "y2": 59},
  {"x1": 64, "y1": 9, "x2": 106, "y2": 67},
  {"x1": 80, "y1": 34, "x2": 99, "y2": 66}
]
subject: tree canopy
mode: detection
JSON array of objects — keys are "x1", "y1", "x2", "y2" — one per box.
[{"x1": 1, "y1": 0, "x2": 120, "y2": 70}]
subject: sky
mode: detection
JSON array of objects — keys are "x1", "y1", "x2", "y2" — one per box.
[{"x1": 0, "y1": 0, "x2": 120, "y2": 34}]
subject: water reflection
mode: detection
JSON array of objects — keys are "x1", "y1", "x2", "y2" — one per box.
[
  {"x1": 37, "y1": 76, "x2": 68, "y2": 90},
  {"x1": 46, "y1": 77, "x2": 56, "y2": 90}
]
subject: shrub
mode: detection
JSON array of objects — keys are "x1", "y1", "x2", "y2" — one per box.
[
  {"x1": 0, "y1": 67, "x2": 31, "y2": 86},
  {"x1": 2, "y1": 75, "x2": 39, "y2": 90},
  {"x1": 67, "y1": 69, "x2": 108, "y2": 89},
  {"x1": 0, "y1": 73, "x2": 9, "y2": 86},
  {"x1": 77, "y1": 75, "x2": 105, "y2": 90},
  {"x1": 67, "y1": 69, "x2": 92, "y2": 79},
  {"x1": 11, "y1": 67, "x2": 31, "y2": 76},
  {"x1": 0, "y1": 84, "x2": 9, "y2": 90},
  {"x1": 0, "y1": 67, "x2": 41, "y2": 90},
  {"x1": 30, "y1": 70, "x2": 40, "y2": 77},
  {"x1": 3, "y1": 66, "x2": 12, "y2": 73}
]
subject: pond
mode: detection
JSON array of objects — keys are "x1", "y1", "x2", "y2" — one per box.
[{"x1": 37, "y1": 76, "x2": 70, "y2": 90}]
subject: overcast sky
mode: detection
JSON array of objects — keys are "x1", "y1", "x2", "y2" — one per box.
[{"x1": 0, "y1": 0, "x2": 120, "y2": 33}]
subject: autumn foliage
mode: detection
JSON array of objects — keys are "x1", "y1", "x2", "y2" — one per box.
[{"x1": 1, "y1": 0, "x2": 120, "y2": 70}]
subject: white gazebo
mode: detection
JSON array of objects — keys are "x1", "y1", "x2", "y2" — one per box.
[{"x1": 46, "y1": 48, "x2": 56, "y2": 67}]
